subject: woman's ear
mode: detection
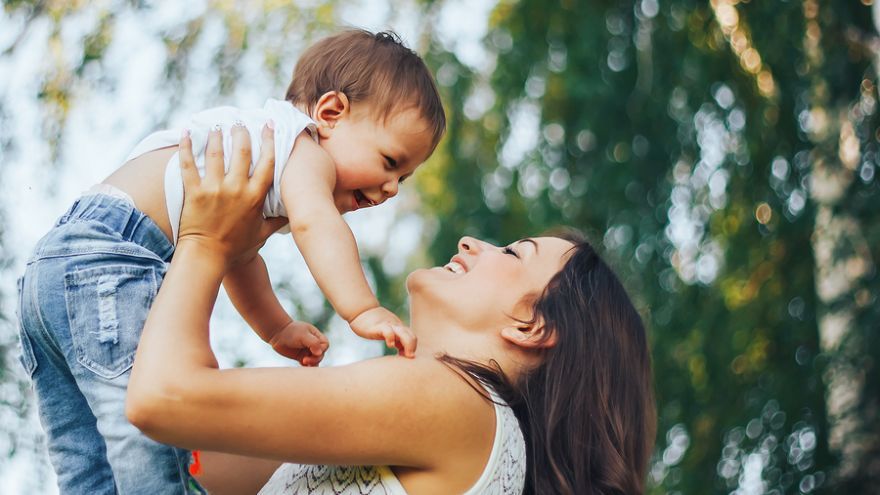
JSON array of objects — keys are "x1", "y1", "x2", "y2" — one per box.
[
  {"x1": 500, "y1": 319, "x2": 557, "y2": 349},
  {"x1": 312, "y1": 91, "x2": 350, "y2": 139}
]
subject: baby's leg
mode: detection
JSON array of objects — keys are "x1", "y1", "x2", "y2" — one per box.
[
  {"x1": 20, "y1": 194, "x2": 201, "y2": 494},
  {"x1": 76, "y1": 356, "x2": 192, "y2": 494},
  {"x1": 60, "y1": 254, "x2": 196, "y2": 494},
  {"x1": 17, "y1": 272, "x2": 116, "y2": 494}
]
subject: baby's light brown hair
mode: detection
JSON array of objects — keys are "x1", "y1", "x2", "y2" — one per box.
[{"x1": 286, "y1": 29, "x2": 446, "y2": 155}]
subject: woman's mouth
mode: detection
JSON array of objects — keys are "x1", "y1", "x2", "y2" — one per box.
[{"x1": 443, "y1": 260, "x2": 466, "y2": 274}]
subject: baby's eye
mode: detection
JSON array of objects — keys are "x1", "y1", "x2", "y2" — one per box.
[
  {"x1": 384, "y1": 155, "x2": 398, "y2": 170},
  {"x1": 502, "y1": 246, "x2": 520, "y2": 258},
  {"x1": 398, "y1": 174, "x2": 411, "y2": 184}
]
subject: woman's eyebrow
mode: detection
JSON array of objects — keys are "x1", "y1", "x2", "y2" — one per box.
[{"x1": 516, "y1": 238, "x2": 539, "y2": 254}]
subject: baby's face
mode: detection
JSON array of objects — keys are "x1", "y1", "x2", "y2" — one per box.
[{"x1": 319, "y1": 104, "x2": 435, "y2": 213}]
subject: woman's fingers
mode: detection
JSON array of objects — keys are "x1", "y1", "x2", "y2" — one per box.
[
  {"x1": 174, "y1": 120, "x2": 281, "y2": 265},
  {"x1": 250, "y1": 121, "x2": 276, "y2": 194},
  {"x1": 178, "y1": 129, "x2": 201, "y2": 188},
  {"x1": 228, "y1": 122, "x2": 252, "y2": 182},
  {"x1": 203, "y1": 126, "x2": 225, "y2": 184}
]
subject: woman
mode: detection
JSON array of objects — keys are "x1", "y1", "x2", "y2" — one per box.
[{"x1": 126, "y1": 126, "x2": 656, "y2": 494}]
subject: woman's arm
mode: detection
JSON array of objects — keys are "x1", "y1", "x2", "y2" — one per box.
[{"x1": 126, "y1": 124, "x2": 491, "y2": 469}]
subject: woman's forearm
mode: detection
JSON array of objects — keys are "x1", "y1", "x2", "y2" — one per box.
[{"x1": 127, "y1": 241, "x2": 225, "y2": 423}]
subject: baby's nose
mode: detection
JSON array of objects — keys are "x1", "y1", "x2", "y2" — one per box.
[{"x1": 382, "y1": 180, "x2": 399, "y2": 198}]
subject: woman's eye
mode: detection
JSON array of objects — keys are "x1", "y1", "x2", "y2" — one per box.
[{"x1": 503, "y1": 246, "x2": 520, "y2": 258}]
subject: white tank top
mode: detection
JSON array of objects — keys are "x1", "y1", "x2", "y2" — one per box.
[
  {"x1": 124, "y1": 99, "x2": 317, "y2": 242},
  {"x1": 257, "y1": 390, "x2": 526, "y2": 495}
]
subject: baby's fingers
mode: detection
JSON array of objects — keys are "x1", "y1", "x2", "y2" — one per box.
[
  {"x1": 383, "y1": 325, "x2": 417, "y2": 358},
  {"x1": 381, "y1": 325, "x2": 397, "y2": 350},
  {"x1": 308, "y1": 327, "x2": 330, "y2": 356},
  {"x1": 301, "y1": 354, "x2": 325, "y2": 367},
  {"x1": 302, "y1": 328, "x2": 328, "y2": 367},
  {"x1": 394, "y1": 325, "x2": 417, "y2": 358},
  {"x1": 295, "y1": 327, "x2": 325, "y2": 357}
]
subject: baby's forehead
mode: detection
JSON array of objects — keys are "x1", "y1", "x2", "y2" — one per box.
[
  {"x1": 369, "y1": 102, "x2": 430, "y2": 125},
  {"x1": 385, "y1": 113, "x2": 437, "y2": 155}
]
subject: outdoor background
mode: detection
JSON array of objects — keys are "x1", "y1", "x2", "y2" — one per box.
[{"x1": 1, "y1": 0, "x2": 878, "y2": 494}]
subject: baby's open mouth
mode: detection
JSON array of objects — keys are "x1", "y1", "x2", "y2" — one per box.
[{"x1": 354, "y1": 190, "x2": 375, "y2": 209}]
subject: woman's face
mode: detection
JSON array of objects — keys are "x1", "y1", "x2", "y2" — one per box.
[{"x1": 407, "y1": 236, "x2": 575, "y2": 330}]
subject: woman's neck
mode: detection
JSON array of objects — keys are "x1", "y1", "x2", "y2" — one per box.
[{"x1": 409, "y1": 309, "x2": 529, "y2": 382}]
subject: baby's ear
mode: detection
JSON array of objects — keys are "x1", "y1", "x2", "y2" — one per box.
[
  {"x1": 500, "y1": 318, "x2": 557, "y2": 350},
  {"x1": 313, "y1": 91, "x2": 350, "y2": 138}
]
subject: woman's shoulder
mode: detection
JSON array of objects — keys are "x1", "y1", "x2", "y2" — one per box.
[
  {"x1": 341, "y1": 355, "x2": 496, "y2": 418},
  {"x1": 342, "y1": 355, "x2": 497, "y2": 461},
  {"x1": 262, "y1": 356, "x2": 524, "y2": 494}
]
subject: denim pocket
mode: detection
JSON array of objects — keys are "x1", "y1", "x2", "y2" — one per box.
[
  {"x1": 64, "y1": 264, "x2": 158, "y2": 379},
  {"x1": 15, "y1": 276, "x2": 37, "y2": 377}
]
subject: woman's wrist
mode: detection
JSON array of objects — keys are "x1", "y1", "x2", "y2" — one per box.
[{"x1": 173, "y1": 239, "x2": 230, "y2": 279}]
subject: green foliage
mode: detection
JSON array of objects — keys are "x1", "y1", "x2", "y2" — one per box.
[
  {"x1": 419, "y1": 0, "x2": 879, "y2": 492},
  {"x1": 2, "y1": 0, "x2": 878, "y2": 492}
]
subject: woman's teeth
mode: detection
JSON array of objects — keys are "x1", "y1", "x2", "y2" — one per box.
[{"x1": 444, "y1": 261, "x2": 465, "y2": 274}]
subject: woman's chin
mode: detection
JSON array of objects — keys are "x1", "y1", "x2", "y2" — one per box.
[
  {"x1": 405, "y1": 267, "x2": 446, "y2": 295},
  {"x1": 404, "y1": 268, "x2": 430, "y2": 293}
]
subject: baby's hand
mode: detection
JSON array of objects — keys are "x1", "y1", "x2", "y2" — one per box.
[
  {"x1": 349, "y1": 307, "x2": 417, "y2": 358},
  {"x1": 268, "y1": 321, "x2": 329, "y2": 367}
]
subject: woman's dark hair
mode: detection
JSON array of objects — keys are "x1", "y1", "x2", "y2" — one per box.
[{"x1": 441, "y1": 231, "x2": 656, "y2": 494}]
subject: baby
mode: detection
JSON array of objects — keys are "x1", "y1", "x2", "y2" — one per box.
[{"x1": 16, "y1": 29, "x2": 445, "y2": 494}]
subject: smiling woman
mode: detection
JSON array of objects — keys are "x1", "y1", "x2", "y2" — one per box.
[{"x1": 125, "y1": 128, "x2": 656, "y2": 494}]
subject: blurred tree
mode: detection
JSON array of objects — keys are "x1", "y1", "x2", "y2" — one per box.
[
  {"x1": 3, "y1": 0, "x2": 878, "y2": 493},
  {"x1": 418, "y1": 0, "x2": 878, "y2": 492}
]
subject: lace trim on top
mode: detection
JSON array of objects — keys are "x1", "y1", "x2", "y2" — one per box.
[{"x1": 257, "y1": 389, "x2": 526, "y2": 494}]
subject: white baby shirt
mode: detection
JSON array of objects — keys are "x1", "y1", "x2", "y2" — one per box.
[{"x1": 125, "y1": 98, "x2": 317, "y2": 242}]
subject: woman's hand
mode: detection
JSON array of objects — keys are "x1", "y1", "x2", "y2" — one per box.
[{"x1": 176, "y1": 122, "x2": 287, "y2": 267}]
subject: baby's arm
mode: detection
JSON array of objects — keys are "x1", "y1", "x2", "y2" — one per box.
[
  {"x1": 279, "y1": 135, "x2": 416, "y2": 356},
  {"x1": 223, "y1": 254, "x2": 327, "y2": 366}
]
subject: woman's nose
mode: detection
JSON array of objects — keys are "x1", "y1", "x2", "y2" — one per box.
[{"x1": 458, "y1": 236, "x2": 480, "y2": 253}]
